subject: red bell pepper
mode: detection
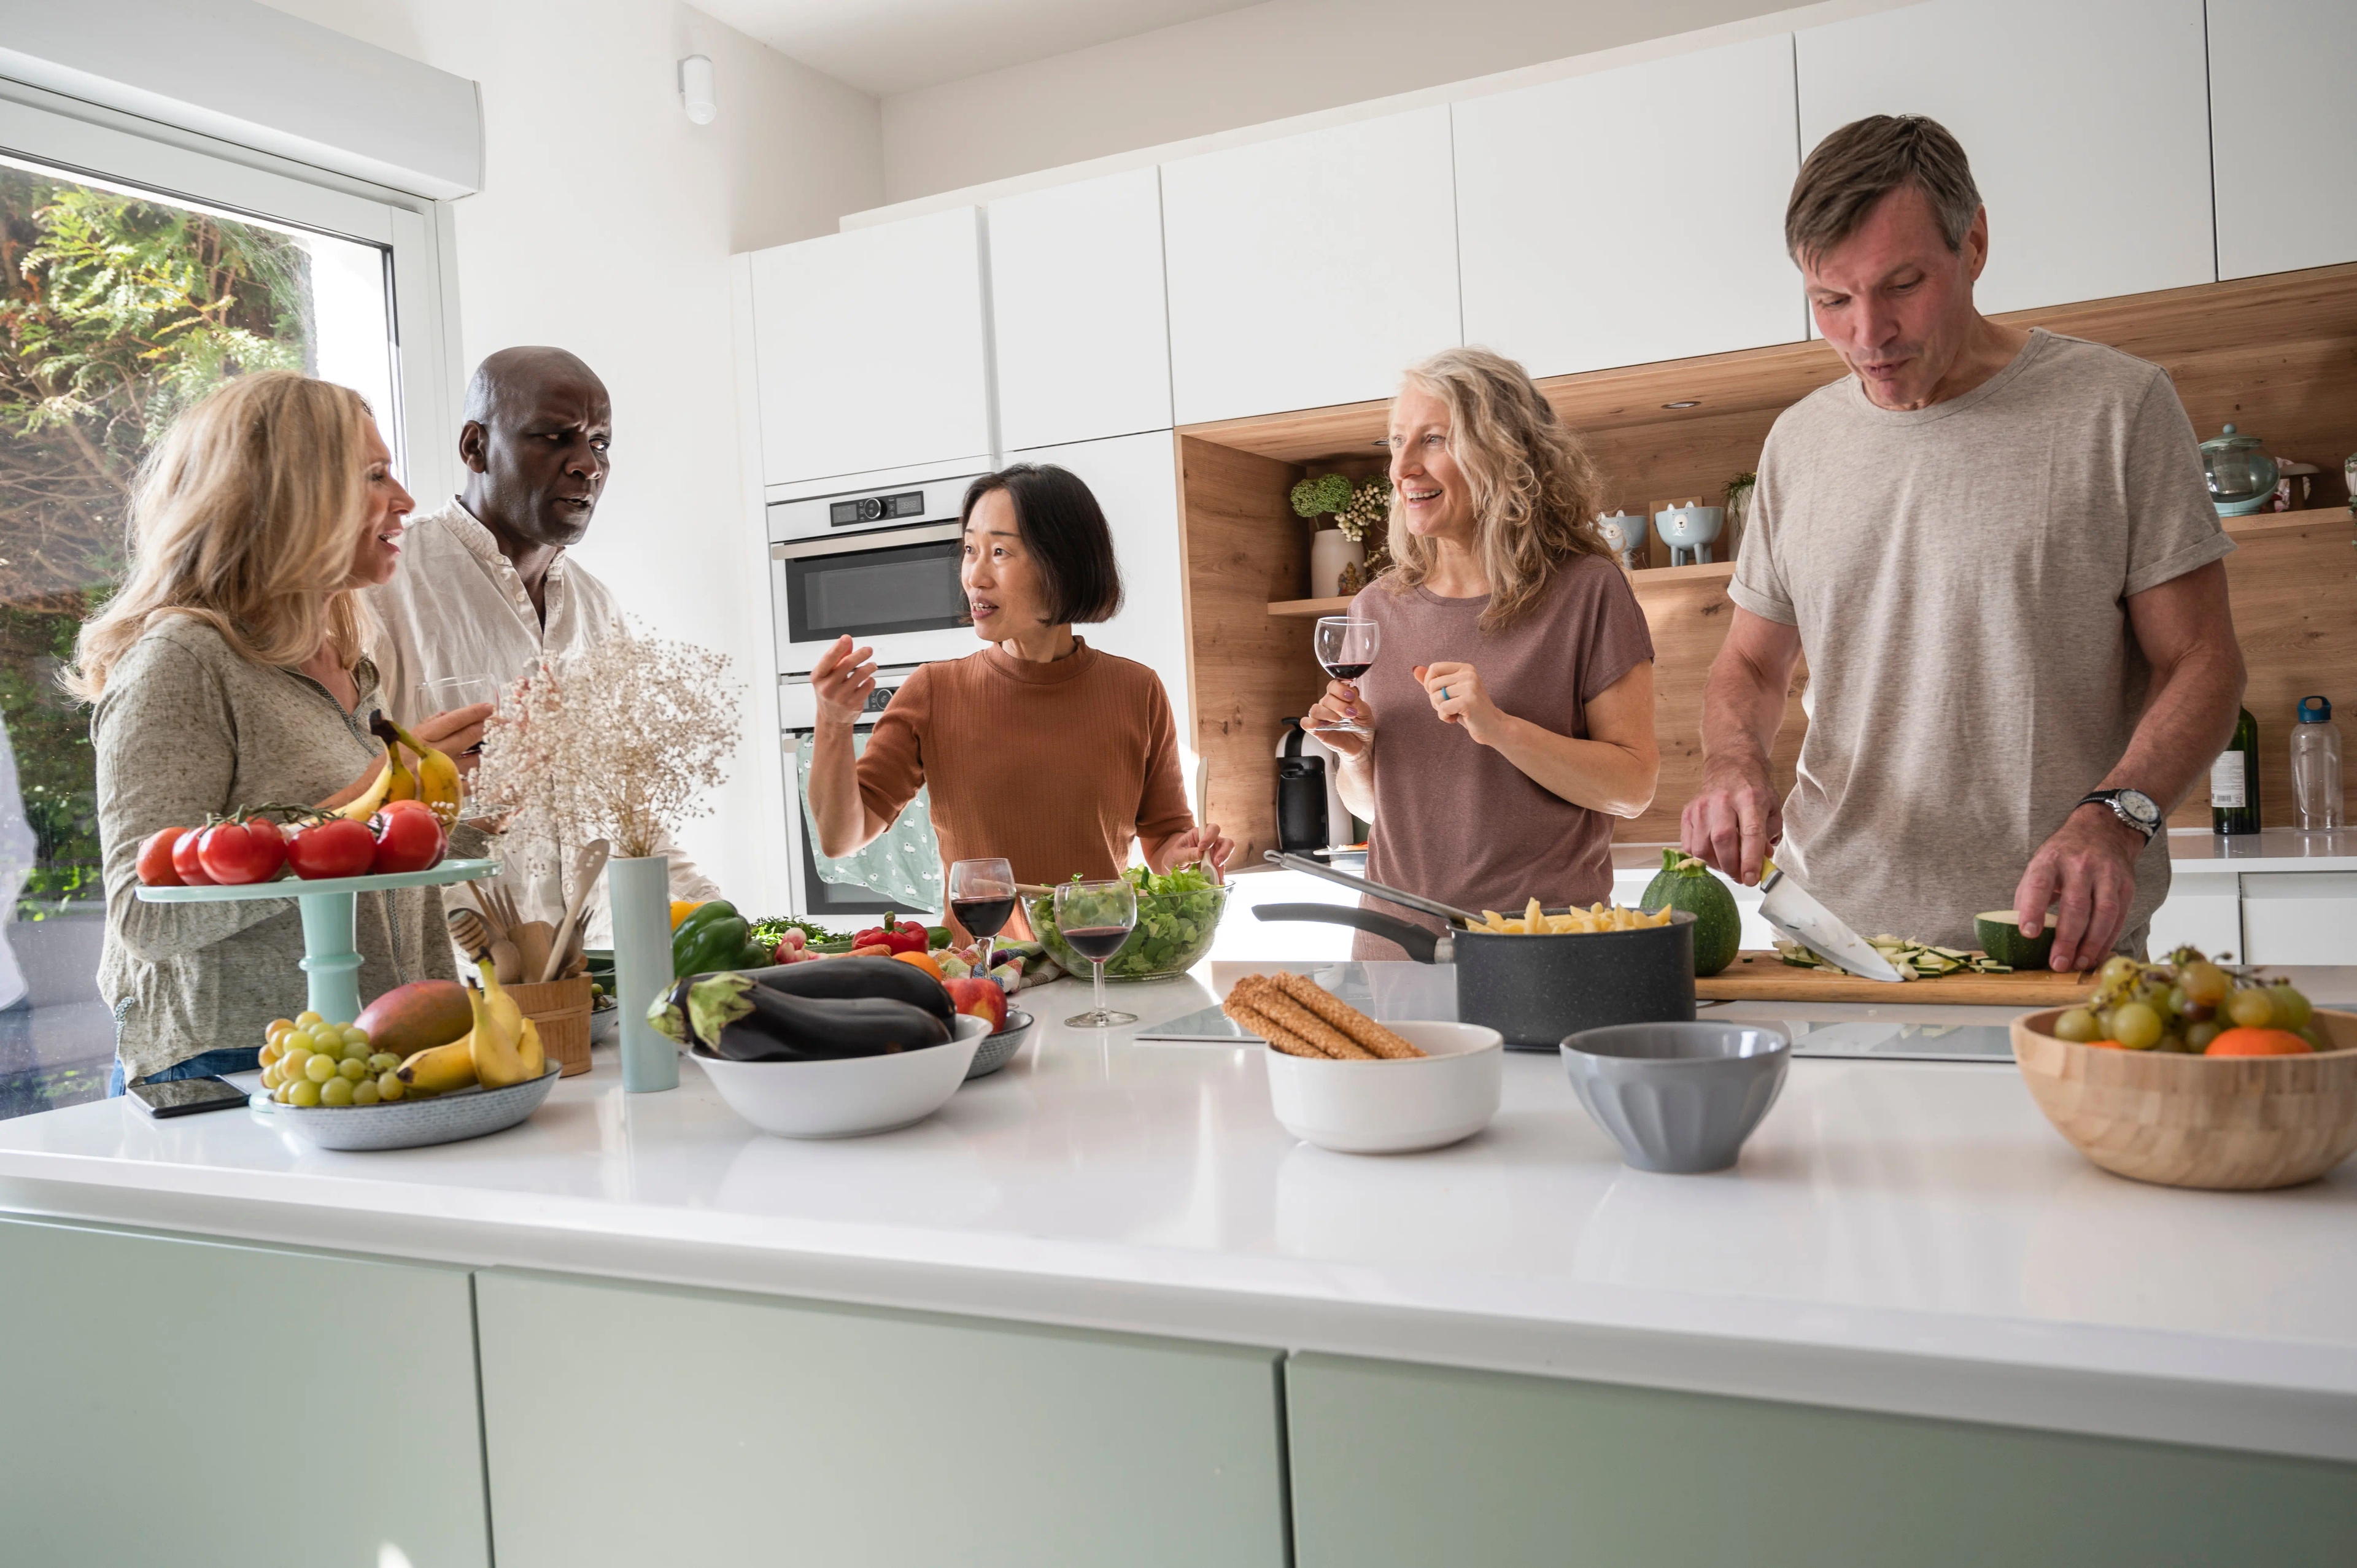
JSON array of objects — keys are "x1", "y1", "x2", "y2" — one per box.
[{"x1": 850, "y1": 913, "x2": 929, "y2": 956}]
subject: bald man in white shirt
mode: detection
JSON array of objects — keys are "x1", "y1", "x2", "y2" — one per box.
[{"x1": 370, "y1": 347, "x2": 719, "y2": 935}]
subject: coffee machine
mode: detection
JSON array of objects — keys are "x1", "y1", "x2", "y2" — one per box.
[{"x1": 1275, "y1": 719, "x2": 1355, "y2": 853}]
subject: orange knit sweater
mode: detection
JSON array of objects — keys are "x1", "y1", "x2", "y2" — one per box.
[{"x1": 855, "y1": 641, "x2": 1194, "y2": 917}]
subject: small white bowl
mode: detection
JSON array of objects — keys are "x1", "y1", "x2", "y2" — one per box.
[
  {"x1": 695, "y1": 1014, "x2": 987, "y2": 1138},
  {"x1": 1264, "y1": 1020, "x2": 1504, "y2": 1154}
]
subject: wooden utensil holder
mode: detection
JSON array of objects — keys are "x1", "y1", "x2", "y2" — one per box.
[{"x1": 506, "y1": 975, "x2": 595, "y2": 1077}]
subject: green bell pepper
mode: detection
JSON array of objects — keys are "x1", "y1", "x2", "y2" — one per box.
[{"x1": 674, "y1": 901, "x2": 756, "y2": 978}]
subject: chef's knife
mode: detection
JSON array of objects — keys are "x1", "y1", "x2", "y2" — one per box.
[{"x1": 1757, "y1": 859, "x2": 1906, "y2": 983}]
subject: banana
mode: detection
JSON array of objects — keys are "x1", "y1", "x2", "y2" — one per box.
[
  {"x1": 517, "y1": 1016, "x2": 545, "y2": 1080},
  {"x1": 337, "y1": 738, "x2": 403, "y2": 822},
  {"x1": 386, "y1": 745, "x2": 419, "y2": 803},
  {"x1": 396, "y1": 1037, "x2": 477, "y2": 1095},
  {"x1": 371, "y1": 716, "x2": 460, "y2": 830},
  {"x1": 469, "y1": 958, "x2": 533, "y2": 1089}
]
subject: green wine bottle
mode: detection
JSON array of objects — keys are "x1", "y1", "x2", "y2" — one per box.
[{"x1": 2211, "y1": 706, "x2": 2261, "y2": 835}]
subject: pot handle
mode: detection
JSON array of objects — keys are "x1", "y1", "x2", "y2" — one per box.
[{"x1": 1253, "y1": 903, "x2": 1447, "y2": 964}]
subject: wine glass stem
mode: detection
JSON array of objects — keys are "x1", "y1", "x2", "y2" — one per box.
[
  {"x1": 1092, "y1": 960, "x2": 1109, "y2": 1024},
  {"x1": 977, "y1": 935, "x2": 994, "y2": 977}
]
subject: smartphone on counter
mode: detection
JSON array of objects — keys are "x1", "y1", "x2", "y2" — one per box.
[{"x1": 128, "y1": 1076, "x2": 249, "y2": 1118}]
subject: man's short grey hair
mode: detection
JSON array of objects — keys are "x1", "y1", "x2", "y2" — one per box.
[{"x1": 1786, "y1": 114, "x2": 1982, "y2": 267}]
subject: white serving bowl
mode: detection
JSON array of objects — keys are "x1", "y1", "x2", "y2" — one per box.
[
  {"x1": 1264, "y1": 1020, "x2": 1504, "y2": 1154},
  {"x1": 694, "y1": 1014, "x2": 987, "y2": 1138}
]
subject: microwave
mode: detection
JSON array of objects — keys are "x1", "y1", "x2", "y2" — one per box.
[{"x1": 768, "y1": 472, "x2": 987, "y2": 674}]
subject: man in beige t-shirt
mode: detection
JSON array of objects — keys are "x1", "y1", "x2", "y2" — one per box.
[{"x1": 1685, "y1": 117, "x2": 2245, "y2": 967}]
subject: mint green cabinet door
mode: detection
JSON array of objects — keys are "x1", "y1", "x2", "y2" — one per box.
[
  {"x1": 0, "y1": 1216, "x2": 489, "y2": 1568},
  {"x1": 474, "y1": 1270, "x2": 1288, "y2": 1568},
  {"x1": 1287, "y1": 1353, "x2": 2357, "y2": 1568}
]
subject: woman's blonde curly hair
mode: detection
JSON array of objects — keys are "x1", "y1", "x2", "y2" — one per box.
[{"x1": 1382, "y1": 346, "x2": 1609, "y2": 631}]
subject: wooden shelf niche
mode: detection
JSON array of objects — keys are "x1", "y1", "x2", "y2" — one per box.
[{"x1": 1176, "y1": 261, "x2": 2357, "y2": 862}]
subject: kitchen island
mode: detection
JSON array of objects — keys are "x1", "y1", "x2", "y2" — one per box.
[{"x1": 4, "y1": 967, "x2": 2355, "y2": 1567}]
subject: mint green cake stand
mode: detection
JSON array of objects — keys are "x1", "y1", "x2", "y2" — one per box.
[{"x1": 137, "y1": 858, "x2": 498, "y2": 1025}]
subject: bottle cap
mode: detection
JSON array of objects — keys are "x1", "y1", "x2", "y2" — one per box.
[{"x1": 2298, "y1": 695, "x2": 2331, "y2": 723}]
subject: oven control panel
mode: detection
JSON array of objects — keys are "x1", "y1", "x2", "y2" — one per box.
[{"x1": 829, "y1": 489, "x2": 927, "y2": 527}]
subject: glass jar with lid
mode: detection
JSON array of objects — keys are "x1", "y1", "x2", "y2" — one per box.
[{"x1": 2200, "y1": 424, "x2": 2280, "y2": 516}]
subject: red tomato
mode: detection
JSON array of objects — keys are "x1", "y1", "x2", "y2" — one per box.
[
  {"x1": 285, "y1": 817, "x2": 377, "y2": 880},
  {"x1": 196, "y1": 818, "x2": 287, "y2": 885},
  {"x1": 170, "y1": 828, "x2": 215, "y2": 886},
  {"x1": 368, "y1": 799, "x2": 447, "y2": 874},
  {"x1": 137, "y1": 828, "x2": 187, "y2": 887}
]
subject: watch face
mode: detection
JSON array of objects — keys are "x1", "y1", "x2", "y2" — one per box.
[{"x1": 2119, "y1": 790, "x2": 2161, "y2": 827}]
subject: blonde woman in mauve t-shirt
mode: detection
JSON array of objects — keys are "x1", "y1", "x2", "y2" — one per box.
[
  {"x1": 1304, "y1": 349, "x2": 1660, "y2": 960},
  {"x1": 805, "y1": 465, "x2": 1233, "y2": 937}
]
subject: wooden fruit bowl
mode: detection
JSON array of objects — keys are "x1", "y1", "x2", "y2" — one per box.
[{"x1": 2011, "y1": 1008, "x2": 2357, "y2": 1190}]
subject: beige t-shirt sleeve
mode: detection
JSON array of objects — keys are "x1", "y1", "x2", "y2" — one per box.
[
  {"x1": 2121, "y1": 371, "x2": 2235, "y2": 597},
  {"x1": 1728, "y1": 431, "x2": 1798, "y2": 626}
]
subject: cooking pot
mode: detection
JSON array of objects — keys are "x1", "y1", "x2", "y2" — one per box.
[{"x1": 1254, "y1": 854, "x2": 1696, "y2": 1049}]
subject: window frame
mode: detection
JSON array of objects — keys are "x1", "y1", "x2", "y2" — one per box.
[{"x1": 0, "y1": 74, "x2": 464, "y2": 501}]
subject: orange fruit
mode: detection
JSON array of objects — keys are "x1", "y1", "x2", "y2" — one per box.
[
  {"x1": 891, "y1": 949, "x2": 945, "y2": 981},
  {"x1": 2204, "y1": 1027, "x2": 2312, "y2": 1057}
]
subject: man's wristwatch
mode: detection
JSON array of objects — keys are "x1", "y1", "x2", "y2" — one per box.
[{"x1": 2078, "y1": 788, "x2": 2162, "y2": 842}]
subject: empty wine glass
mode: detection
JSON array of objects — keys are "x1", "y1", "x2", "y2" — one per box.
[
  {"x1": 1055, "y1": 878, "x2": 1138, "y2": 1028},
  {"x1": 947, "y1": 857, "x2": 1016, "y2": 979},
  {"x1": 1308, "y1": 616, "x2": 1379, "y2": 737}
]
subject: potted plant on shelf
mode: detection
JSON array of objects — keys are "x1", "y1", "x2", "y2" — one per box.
[
  {"x1": 473, "y1": 622, "x2": 743, "y2": 1094},
  {"x1": 1724, "y1": 471, "x2": 1757, "y2": 559},
  {"x1": 1293, "y1": 473, "x2": 1393, "y2": 598}
]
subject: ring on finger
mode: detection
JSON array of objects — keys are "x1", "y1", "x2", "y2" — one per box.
[{"x1": 1439, "y1": 687, "x2": 1451, "y2": 700}]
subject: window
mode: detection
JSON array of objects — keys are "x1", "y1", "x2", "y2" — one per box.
[{"x1": 0, "y1": 84, "x2": 455, "y2": 1118}]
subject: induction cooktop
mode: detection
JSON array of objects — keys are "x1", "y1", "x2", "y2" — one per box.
[{"x1": 1139, "y1": 964, "x2": 2016, "y2": 1062}]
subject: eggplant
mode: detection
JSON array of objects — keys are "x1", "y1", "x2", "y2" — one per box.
[
  {"x1": 740, "y1": 958, "x2": 954, "y2": 1025},
  {"x1": 659, "y1": 971, "x2": 951, "y2": 1062}
]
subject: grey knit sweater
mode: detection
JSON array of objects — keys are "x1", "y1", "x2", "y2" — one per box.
[{"x1": 94, "y1": 619, "x2": 458, "y2": 1080}]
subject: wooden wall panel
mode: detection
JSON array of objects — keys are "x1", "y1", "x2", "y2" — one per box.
[{"x1": 1175, "y1": 435, "x2": 1321, "y2": 862}]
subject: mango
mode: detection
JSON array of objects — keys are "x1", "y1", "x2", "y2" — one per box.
[{"x1": 354, "y1": 979, "x2": 473, "y2": 1059}]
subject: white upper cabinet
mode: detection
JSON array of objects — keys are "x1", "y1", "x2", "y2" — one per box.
[
  {"x1": 989, "y1": 168, "x2": 1173, "y2": 452},
  {"x1": 1013, "y1": 431, "x2": 1189, "y2": 724},
  {"x1": 746, "y1": 207, "x2": 993, "y2": 489},
  {"x1": 2208, "y1": 0, "x2": 2357, "y2": 280},
  {"x1": 1162, "y1": 107, "x2": 1461, "y2": 425},
  {"x1": 1797, "y1": 0, "x2": 2214, "y2": 314},
  {"x1": 1455, "y1": 34, "x2": 1804, "y2": 378}
]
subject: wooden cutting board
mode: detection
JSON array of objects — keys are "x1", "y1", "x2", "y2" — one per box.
[{"x1": 1697, "y1": 951, "x2": 2094, "y2": 1006}]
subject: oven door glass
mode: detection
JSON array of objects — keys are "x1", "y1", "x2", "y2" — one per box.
[{"x1": 783, "y1": 537, "x2": 965, "y2": 644}]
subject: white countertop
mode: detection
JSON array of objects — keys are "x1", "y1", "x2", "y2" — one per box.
[{"x1": 4, "y1": 966, "x2": 2355, "y2": 1464}]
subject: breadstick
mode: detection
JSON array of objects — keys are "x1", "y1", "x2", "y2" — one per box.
[
  {"x1": 1247, "y1": 986, "x2": 1377, "y2": 1060},
  {"x1": 1270, "y1": 973, "x2": 1425, "y2": 1059},
  {"x1": 1222, "y1": 995, "x2": 1328, "y2": 1058}
]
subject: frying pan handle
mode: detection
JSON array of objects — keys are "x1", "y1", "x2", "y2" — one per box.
[
  {"x1": 1262, "y1": 851, "x2": 1479, "y2": 927},
  {"x1": 1253, "y1": 903, "x2": 1448, "y2": 965}
]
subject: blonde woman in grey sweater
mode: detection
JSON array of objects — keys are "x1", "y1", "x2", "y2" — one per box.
[{"x1": 68, "y1": 372, "x2": 488, "y2": 1092}]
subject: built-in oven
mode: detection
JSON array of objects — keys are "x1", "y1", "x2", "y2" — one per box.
[
  {"x1": 776, "y1": 662, "x2": 931, "y2": 917},
  {"x1": 768, "y1": 472, "x2": 988, "y2": 676}
]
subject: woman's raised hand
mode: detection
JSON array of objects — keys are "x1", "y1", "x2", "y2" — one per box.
[
  {"x1": 1418, "y1": 662, "x2": 1503, "y2": 745},
  {"x1": 416, "y1": 702, "x2": 494, "y2": 777},
  {"x1": 811, "y1": 635, "x2": 878, "y2": 723},
  {"x1": 1306, "y1": 677, "x2": 1372, "y2": 759}
]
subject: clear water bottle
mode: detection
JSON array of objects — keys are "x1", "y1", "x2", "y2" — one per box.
[{"x1": 2292, "y1": 695, "x2": 2342, "y2": 832}]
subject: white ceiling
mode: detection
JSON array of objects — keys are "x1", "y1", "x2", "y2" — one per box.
[{"x1": 694, "y1": 0, "x2": 1267, "y2": 96}]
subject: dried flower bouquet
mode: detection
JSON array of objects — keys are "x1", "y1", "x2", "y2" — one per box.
[{"x1": 473, "y1": 621, "x2": 743, "y2": 862}]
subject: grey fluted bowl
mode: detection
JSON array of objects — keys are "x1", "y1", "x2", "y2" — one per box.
[{"x1": 1560, "y1": 1022, "x2": 1789, "y2": 1174}]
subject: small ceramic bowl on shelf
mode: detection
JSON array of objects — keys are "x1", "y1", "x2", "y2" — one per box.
[
  {"x1": 2011, "y1": 1008, "x2": 2357, "y2": 1190},
  {"x1": 1263, "y1": 1020, "x2": 1503, "y2": 1154},
  {"x1": 694, "y1": 1014, "x2": 988, "y2": 1138}
]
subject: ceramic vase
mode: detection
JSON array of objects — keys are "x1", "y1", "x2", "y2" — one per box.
[
  {"x1": 609, "y1": 853, "x2": 678, "y2": 1092},
  {"x1": 1309, "y1": 528, "x2": 1364, "y2": 599}
]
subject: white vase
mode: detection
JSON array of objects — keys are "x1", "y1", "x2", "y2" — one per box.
[
  {"x1": 609, "y1": 853, "x2": 678, "y2": 1093},
  {"x1": 1309, "y1": 528, "x2": 1364, "y2": 598}
]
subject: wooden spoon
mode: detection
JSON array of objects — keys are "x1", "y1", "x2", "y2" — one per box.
[
  {"x1": 541, "y1": 839, "x2": 610, "y2": 983},
  {"x1": 489, "y1": 938, "x2": 525, "y2": 987},
  {"x1": 511, "y1": 921, "x2": 555, "y2": 986}
]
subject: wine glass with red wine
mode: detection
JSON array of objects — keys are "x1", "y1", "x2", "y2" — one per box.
[
  {"x1": 1308, "y1": 616, "x2": 1379, "y2": 737},
  {"x1": 947, "y1": 857, "x2": 1016, "y2": 981},
  {"x1": 1053, "y1": 878, "x2": 1139, "y2": 1028}
]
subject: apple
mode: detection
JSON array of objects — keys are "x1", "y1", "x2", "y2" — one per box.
[{"x1": 943, "y1": 976, "x2": 1007, "y2": 1033}]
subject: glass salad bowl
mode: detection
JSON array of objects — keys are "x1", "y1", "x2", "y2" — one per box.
[{"x1": 1028, "y1": 873, "x2": 1231, "y2": 982}]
